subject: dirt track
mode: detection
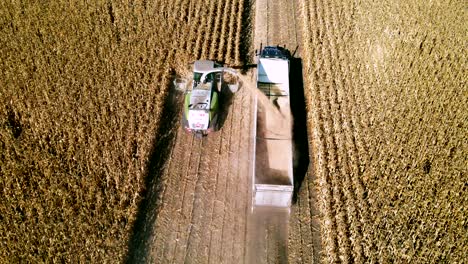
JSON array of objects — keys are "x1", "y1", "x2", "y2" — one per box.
[
  {"x1": 139, "y1": 0, "x2": 321, "y2": 263},
  {"x1": 147, "y1": 84, "x2": 255, "y2": 263}
]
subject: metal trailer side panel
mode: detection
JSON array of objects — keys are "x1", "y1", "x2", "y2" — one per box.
[
  {"x1": 251, "y1": 94, "x2": 258, "y2": 210},
  {"x1": 253, "y1": 56, "x2": 294, "y2": 209},
  {"x1": 254, "y1": 184, "x2": 294, "y2": 208},
  {"x1": 257, "y1": 58, "x2": 290, "y2": 88}
]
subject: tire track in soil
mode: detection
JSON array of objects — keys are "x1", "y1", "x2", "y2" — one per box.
[
  {"x1": 237, "y1": 87, "x2": 254, "y2": 262},
  {"x1": 218, "y1": 85, "x2": 243, "y2": 263},
  {"x1": 209, "y1": 91, "x2": 237, "y2": 263},
  {"x1": 192, "y1": 132, "x2": 223, "y2": 262},
  {"x1": 167, "y1": 135, "x2": 200, "y2": 262},
  {"x1": 254, "y1": 0, "x2": 268, "y2": 47},
  {"x1": 230, "y1": 89, "x2": 252, "y2": 264},
  {"x1": 184, "y1": 133, "x2": 220, "y2": 262},
  {"x1": 289, "y1": 172, "x2": 317, "y2": 264},
  {"x1": 207, "y1": 110, "x2": 235, "y2": 263},
  {"x1": 154, "y1": 127, "x2": 193, "y2": 263},
  {"x1": 268, "y1": 0, "x2": 281, "y2": 46},
  {"x1": 171, "y1": 138, "x2": 204, "y2": 264},
  {"x1": 205, "y1": 83, "x2": 238, "y2": 263}
]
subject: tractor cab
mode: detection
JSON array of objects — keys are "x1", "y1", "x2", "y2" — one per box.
[{"x1": 258, "y1": 46, "x2": 291, "y2": 60}]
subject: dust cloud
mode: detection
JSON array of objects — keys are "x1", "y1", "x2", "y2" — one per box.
[
  {"x1": 239, "y1": 74, "x2": 293, "y2": 186},
  {"x1": 238, "y1": 74, "x2": 292, "y2": 138}
]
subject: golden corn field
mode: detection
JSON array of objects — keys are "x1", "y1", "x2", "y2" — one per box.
[
  {"x1": 300, "y1": 0, "x2": 467, "y2": 262},
  {"x1": 0, "y1": 0, "x2": 466, "y2": 263},
  {"x1": 0, "y1": 0, "x2": 248, "y2": 262}
]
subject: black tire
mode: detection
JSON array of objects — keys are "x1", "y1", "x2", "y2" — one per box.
[
  {"x1": 209, "y1": 114, "x2": 219, "y2": 131},
  {"x1": 182, "y1": 111, "x2": 189, "y2": 129}
]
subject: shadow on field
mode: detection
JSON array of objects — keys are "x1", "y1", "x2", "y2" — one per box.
[
  {"x1": 289, "y1": 57, "x2": 310, "y2": 203},
  {"x1": 289, "y1": 57, "x2": 322, "y2": 262},
  {"x1": 126, "y1": 80, "x2": 183, "y2": 263},
  {"x1": 216, "y1": 83, "x2": 236, "y2": 130},
  {"x1": 239, "y1": 0, "x2": 254, "y2": 71},
  {"x1": 126, "y1": 0, "x2": 254, "y2": 261}
]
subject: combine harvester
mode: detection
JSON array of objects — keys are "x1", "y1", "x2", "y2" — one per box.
[
  {"x1": 252, "y1": 46, "x2": 294, "y2": 210},
  {"x1": 176, "y1": 60, "x2": 238, "y2": 138}
]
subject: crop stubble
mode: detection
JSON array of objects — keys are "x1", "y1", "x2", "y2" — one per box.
[{"x1": 136, "y1": 0, "x2": 254, "y2": 263}]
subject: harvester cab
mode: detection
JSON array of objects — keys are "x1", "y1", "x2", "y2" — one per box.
[{"x1": 181, "y1": 60, "x2": 239, "y2": 138}]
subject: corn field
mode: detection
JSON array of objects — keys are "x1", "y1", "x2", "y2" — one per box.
[
  {"x1": 300, "y1": 0, "x2": 467, "y2": 262},
  {"x1": 0, "y1": 0, "x2": 246, "y2": 262},
  {"x1": 0, "y1": 0, "x2": 466, "y2": 263}
]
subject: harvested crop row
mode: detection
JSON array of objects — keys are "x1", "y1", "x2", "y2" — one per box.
[{"x1": 133, "y1": 0, "x2": 250, "y2": 263}]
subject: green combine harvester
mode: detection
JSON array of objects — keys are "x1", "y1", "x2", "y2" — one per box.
[{"x1": 181, "y1": 60, "x2": 238, "y2": 138}]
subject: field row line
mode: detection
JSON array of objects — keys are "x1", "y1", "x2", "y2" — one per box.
[
  {"x1": 234, "y1": 0, "x2": 245, "y2": 64},
  {"x1": 334, "y1": 0, "x2": 377, "y2": 259},
  {"x1": 218, "y1": 0, "x2": 233, "y2": 62},
  {"x1": 200, "y1": 0, "x2": 219, "y2": 59},
  {"x1": 299, "y1": 0, "x2": 340, "y2": 261},
  {"x1": 301, "y1": 0, "x2": 384, "y2": 262},
  {"x1": 183, "y1": 126, "x2": 223, "y2": 262},
  {"x1": 321, "y1": 0, "x2": 370, "y2": 262},
  {"x1": 152, "y1": 114, "x2": 194, "y2": 262}
]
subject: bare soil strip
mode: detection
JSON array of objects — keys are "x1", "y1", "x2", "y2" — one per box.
[
  {"x1": 147, "y1": 84, "x2": 254, "y2": 264},
  {"x1": 138, "y1": 0, "x2": 322, "y2": 263}
]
